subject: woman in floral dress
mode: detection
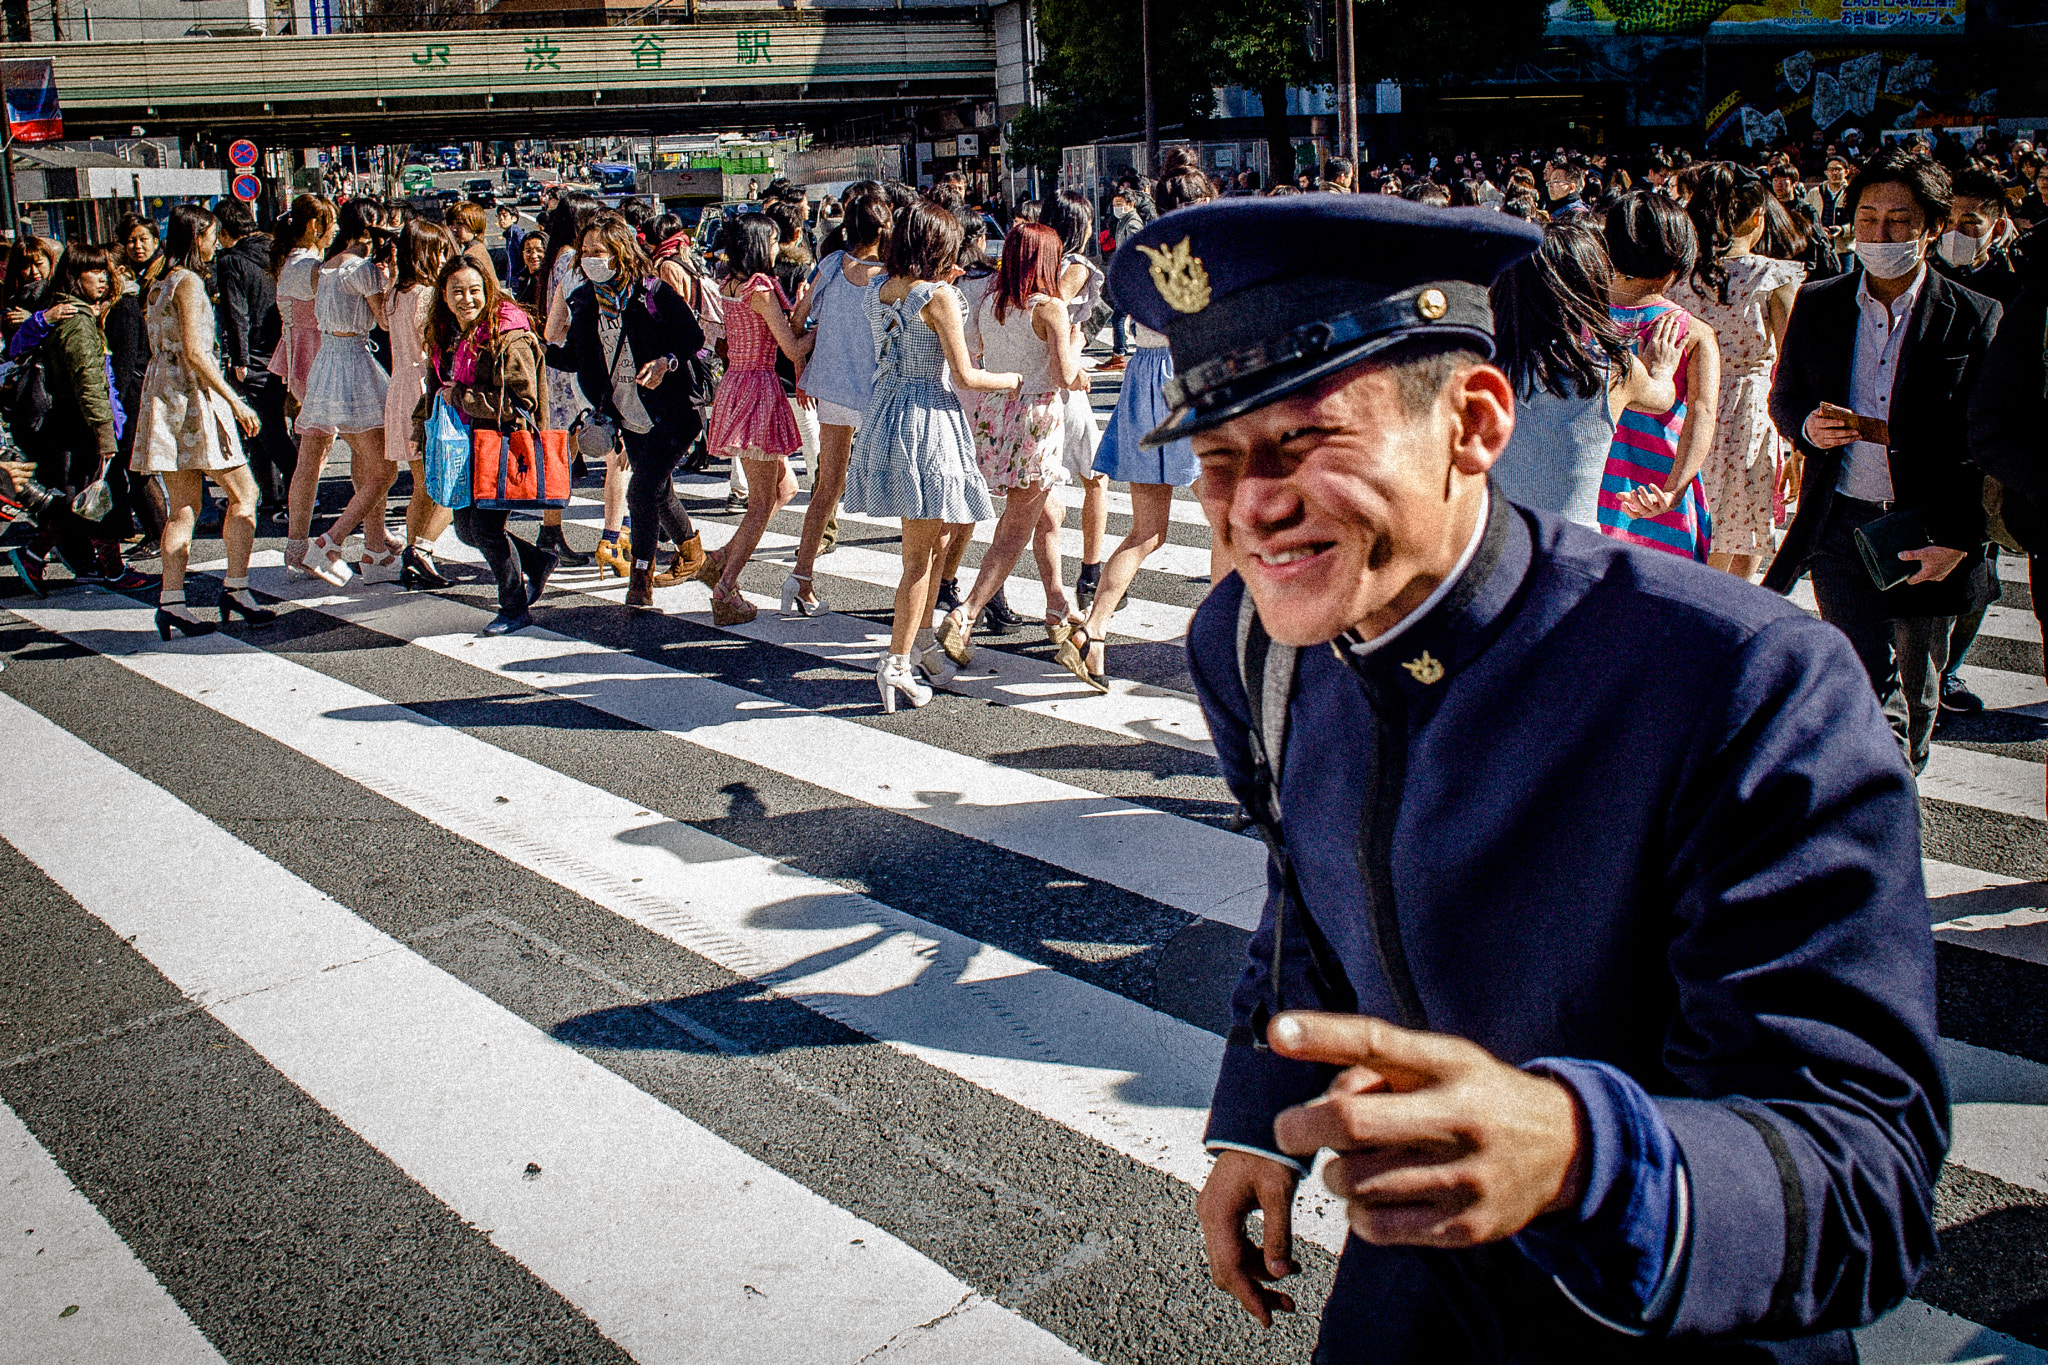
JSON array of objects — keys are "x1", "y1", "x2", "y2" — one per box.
[
  {"x1": 1678, "y1": 163, "x2": 1804, "y2": 580},
  {"x1": 936, "y1": 221, "x2": 1079, "y2": 667}
]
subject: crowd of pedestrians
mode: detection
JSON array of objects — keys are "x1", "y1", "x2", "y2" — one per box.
[{"x1": 1, "y1": 131, "x2": 2042, "y2": 762}]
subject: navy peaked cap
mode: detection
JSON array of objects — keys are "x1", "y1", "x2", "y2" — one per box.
[{"x1": 1104, "y1": 195, "x2": 1543, "y2": 445}]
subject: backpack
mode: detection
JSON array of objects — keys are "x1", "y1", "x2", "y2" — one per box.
[{"x1": 0, "y1": 344, "x2": 53, "y2": 441}]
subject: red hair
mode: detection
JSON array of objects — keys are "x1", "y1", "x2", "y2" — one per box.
[{"x1": 993, "y1": 221, "x2": 1062, "y2": 324}]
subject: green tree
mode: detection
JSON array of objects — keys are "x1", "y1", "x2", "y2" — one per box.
[
  {"x1": 1208, "y1": 0, "x2": 1329, "y2": 188},
  {"x1": 1009, "y1": 0, "x2": 1216, "y2": 177}
]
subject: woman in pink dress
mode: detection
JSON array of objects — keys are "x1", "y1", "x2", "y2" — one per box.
[
  {"x1": 267, "y1": 194, "x2": 333, "y2": 407},
  {"x1": 695, "y1": 213, "x2": 813, "y2": 625},
  {"x1": 383, "y1": 219, "x2": 458, "y2": 588}
]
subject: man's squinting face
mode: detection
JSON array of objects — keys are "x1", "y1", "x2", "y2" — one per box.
[{"x1": 1193, "y1": 361, "x2": 1501, "y2": 648}]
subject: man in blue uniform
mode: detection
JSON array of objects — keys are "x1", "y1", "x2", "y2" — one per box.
[{"x1": 1107, "y1": 195, "x2": 1947, "y2": 1361}]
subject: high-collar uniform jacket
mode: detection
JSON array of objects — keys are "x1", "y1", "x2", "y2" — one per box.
[
  {"x1": 1762, "y1": 267, "x2": 2001, "y2": 618},
  {"x1": 1190, "y1": 495, "x2": 1947, "y2": 1363}
]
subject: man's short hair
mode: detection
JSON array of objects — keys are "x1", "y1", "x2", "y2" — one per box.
[
  {"x1": 1401, "y1": 181, "x2": 1451, "y2": 207},
  {"x1": 1846, "y1": 147, "x2": 1952, "y2": 229},
  {"x1": 1950, "y1": 167, "x2": 2007, "y2": 213},
  {"x1": 449, "y1": 200, "x2": 487, "y2": 236},
  {"x1": 1377, "y1": 337, "x2": 1487, "y2": 417},
  {"x1": 496, "y1": 203, "x2": 516, "y2": 219},
  {"x1": 1323, "y1": 156, "x2": 1354, "y2": 183},
  {"x1": 1545, "y1": 157, "x2": 1586, "y2": 186},
  {"x1": 214, "y1": 200, "x2": 257, "y2": 238}
]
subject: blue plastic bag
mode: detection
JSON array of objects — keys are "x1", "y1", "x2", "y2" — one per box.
[{"x1": 423, "y1": 394, "x2": 473, "y2": 510}]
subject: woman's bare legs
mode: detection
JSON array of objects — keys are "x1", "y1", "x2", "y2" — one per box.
[
  {"x1": 287, "y1": 427, "x2": 336, "y2": 541},
  {"x1": 404, "y1": 458, "x2": 454, "y2": 546},
  {"x1": 1078, "y1": 471, "x2": 1109, "y2": 567},
  {"x1": 213, "y1": 464, "x2": 260, "y2": 579},
  {"x1": 893, "y1": 518, "x2": 957, "y2": 655},
  {"x1": 1031, "y1": 488, "x2": 1069, "y2": 619},
  {"x1": 792, "y1": 422, "x2": 853, "y2": 591},
  {"x1": 1078, "y1": 481, "x2": 1173, "y2": 674},
  {"x1": 1706, "y1": 551, "x2": 1758, "y2": 580},
  {"x1": 316, "y1": 430, "x2": 397, "y2": 554},
  {"x1": 717, "y1": 454, "x2": 797, "y2": 597},
  {"x1": 961, "y1": 485, "x2": 1054, "y2": 620}
]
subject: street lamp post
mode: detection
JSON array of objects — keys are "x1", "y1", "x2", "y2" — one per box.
[
  {"x1": 1335, "y1": 0, "x2": 1358, "y2": 173},
  {"x1": 1141, "y1": 0, "x2": 1158, "y2": 179}
]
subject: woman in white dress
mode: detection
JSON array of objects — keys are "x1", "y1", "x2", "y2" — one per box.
[
  {"x1": 132, "y1": 205, "x2": 267, "y2": 638},
  {"x1": 289, "y1": 198, "x2": 394, "y2": 586}
]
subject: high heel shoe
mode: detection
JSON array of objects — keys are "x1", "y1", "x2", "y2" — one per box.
[
  {"x1": 1044, "y1": 612, "x2": 1077, "y2": 649},
  {"x1": 916, "y1": 645, "x2": 958, "y2": 688},
  {"x1": 710, "y1": 585, "x2": 757, "y2": 627},
  {"x1": 400, "y1": 545, "x2": 452, "y2": 589},
  {"x1": 217, "y1": 590, "x2": 279, "y2": 628},
  {"x1": 692, "y1": 545, "x2": 728, "y2": 588},
  {"x1": 593, "y1": 533, "x2": 632, "y2": 579},
  {"x1": 155, "y1": 607, "x2": 220, "y2": 640},
  {"x1": 934, "y1": 607, "x2": 974, "y2": 666},
  {"x1": 359, "y1": 548, "x2": 402, "y2": 585},
  {"x1": 779, "y1": 572, "x2": 828, "y2": 617},
  {"x1": 1055, "y1": 625, "x2": 1111, "y2": 694},
  {"x1": 303, "y1": 532, "x2": 352, "y2": 587},
  {"x1": 979, "y1": 585, "x2": 1024, "y2": 634},
  {"x1": 876, "y1": 654, "x2": 932, "y2": 714}
]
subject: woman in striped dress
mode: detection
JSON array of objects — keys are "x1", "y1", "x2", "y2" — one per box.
[{"x1": 1599, "y1": 192, "x2": 1721, "y2": 561}]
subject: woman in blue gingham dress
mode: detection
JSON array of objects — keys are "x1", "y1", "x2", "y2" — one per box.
[
  {"x1": 842, "y1": 278, "x2": 991, "y2": 522},
  {"x1": 839, "y1": 203, "x2": 1020, "y2": 714}
]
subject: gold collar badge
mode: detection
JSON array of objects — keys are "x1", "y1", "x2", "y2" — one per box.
[
  {"x1": 1134, "y1": 237, "x2": 1211, "y2": 314},
  {"x1": 1402, "y1": 651, "x2": 1445, "y2": 685}
]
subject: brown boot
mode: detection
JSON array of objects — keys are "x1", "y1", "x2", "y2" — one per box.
[
  {"x1": 624, "y1": 562, "x2": 656, "y2": 609},
  {"x1": 653, "y1": 532, "x2": 705, "y2": 587}
]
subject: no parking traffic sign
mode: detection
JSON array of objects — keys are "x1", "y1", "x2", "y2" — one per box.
[
  {"x1": 232, "y1": 174, "x2": 261, "y2": 202},
  {"x1": 229, "y1": 139, "x2": 258, "y2": 169}
]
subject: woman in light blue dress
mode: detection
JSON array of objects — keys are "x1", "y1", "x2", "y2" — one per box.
[
  {"x1": 1064, "y1": 164, "x2": 1217, "y2": 690},
  {"x1": 841, "y1": 201, "x2": 1021, "y2": 713}
]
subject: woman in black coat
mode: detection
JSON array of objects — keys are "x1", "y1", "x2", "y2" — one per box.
[{"x1": 565, "y1": 210, "x2": 706, "y2": 608}]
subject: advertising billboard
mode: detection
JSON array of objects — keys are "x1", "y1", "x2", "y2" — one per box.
[{"x1": 1547, "y1": 0, "x2": 1966, "y2": 39}]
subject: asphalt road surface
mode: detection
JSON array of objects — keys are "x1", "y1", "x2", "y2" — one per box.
[{"x1": 1, "y1": 363, "x2": 2044, "y2": 1364}]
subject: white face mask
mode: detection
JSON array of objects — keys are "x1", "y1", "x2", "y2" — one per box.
[
  {"x1": 581, "y1": 257, "x2": 615, "y2": 283},
  {"x1": 1936, "y1": 229, "x2": 1983, "y2": 267},
  {"x1": 1854, "y1": 238, "x2": 1924, "y2": 280}
]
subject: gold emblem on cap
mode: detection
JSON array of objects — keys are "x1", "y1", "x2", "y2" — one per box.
[
  {"x1": 1402, "y1": 651, "x2": 1445, "y2": 685},
  {"x1": 1416, "y1": 288, "x2": 1449, "y2": 321},
  {"x1": 1135, "y1": 237, "x2": 1211, "y2": 314}
]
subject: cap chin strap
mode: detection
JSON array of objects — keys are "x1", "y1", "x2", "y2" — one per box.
[{"x1": 1162, "y1": 280, "x2": 1494, "y2": 414}]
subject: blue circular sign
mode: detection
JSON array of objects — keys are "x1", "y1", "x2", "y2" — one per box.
[
  {"x1": 229, "y1": 139, "x2": 258, "y2": 168},
  {"x1": 232, "y1": 174, "x2": 261, "y2": 202}
]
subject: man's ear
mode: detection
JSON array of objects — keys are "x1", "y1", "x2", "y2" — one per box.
[{"x1": 1447, "y1": 362, "x2": 1515, "y2": 477}]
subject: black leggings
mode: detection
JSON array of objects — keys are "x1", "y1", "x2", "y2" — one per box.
[
  {"x1": 452, "y1": 506, "x2": 555, "y2": 618},
  {"x1": 622, "y1": 423, "x2": 694, "y2": 566}
]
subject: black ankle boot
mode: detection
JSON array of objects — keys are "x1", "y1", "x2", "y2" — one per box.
[
  {"x1": 935, "y1": 577, "x2": 962, "y2": 615},
  {"x1": 536, "y1": 524, "x2": 590, "y2": 568},
  {"x1": 1075, "y1": 560, "x2": 1103, "y2": 611},
  {"x1": 980, "y1": 585, "x2": 1024, "y2": 633}
]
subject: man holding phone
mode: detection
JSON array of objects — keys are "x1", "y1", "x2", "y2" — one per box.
[{"x1": 1765, "y1": 146, "x2": 2002, "y2": 772}]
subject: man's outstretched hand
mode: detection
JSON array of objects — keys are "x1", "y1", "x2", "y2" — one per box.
[{"x1": 1270, "y1": 1011, "x2": 1588, "y2": 1250}]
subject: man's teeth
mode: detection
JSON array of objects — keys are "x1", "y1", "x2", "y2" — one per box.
[{"x1": 1259, "y1": 547, "x2": 1318, "y2": 566}]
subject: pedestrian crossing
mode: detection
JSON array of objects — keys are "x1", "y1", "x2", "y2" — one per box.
[{"x1": 1, "y1": 480, "x2": 2044, "y2": 1364}]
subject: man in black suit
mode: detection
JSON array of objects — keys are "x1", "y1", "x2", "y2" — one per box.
[{"x1": 1766, "y1": 148, "x2": 2003, "y2": 773}]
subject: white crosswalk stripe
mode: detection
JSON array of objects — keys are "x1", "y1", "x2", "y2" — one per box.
[{"x1": 0, "y1": 486, "x2": 2042, "y2": 1363}]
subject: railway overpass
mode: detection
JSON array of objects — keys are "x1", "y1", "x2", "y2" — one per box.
[{"x1": 5, "y1": 16, "x2": 997, "y2": 143}]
